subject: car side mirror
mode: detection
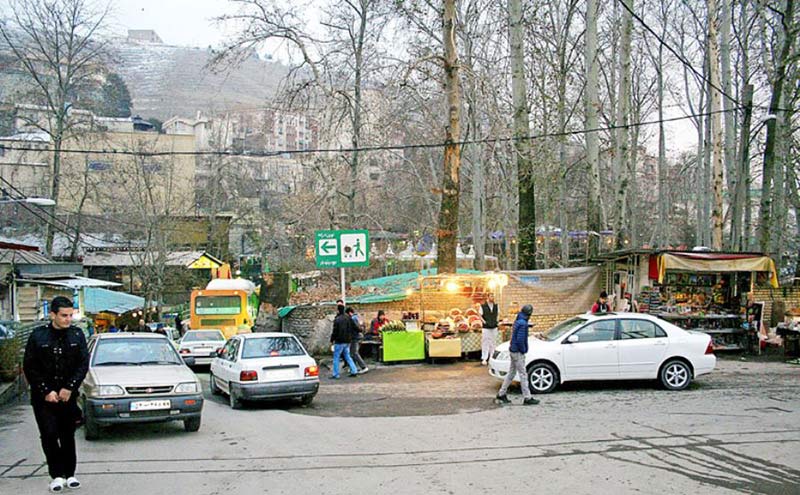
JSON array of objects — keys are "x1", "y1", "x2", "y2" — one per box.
[
  {"x1": 566, "y1": 335, "x2": 579, "y2": 344},
  {"x1": 182, "y1": 355, "x2": 196, "y2": 366}
]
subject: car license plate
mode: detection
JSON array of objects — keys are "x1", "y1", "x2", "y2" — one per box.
[
  {"x1": 130, "y1": 400, "x2": 171, "y2": 411},
  {"x1": 267, "y1": 369, "x2": 296, "y2": 381}
]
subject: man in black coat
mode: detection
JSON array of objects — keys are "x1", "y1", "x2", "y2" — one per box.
[
  {"x1": 329, "y1": 304, "x2": 358, "y2": 379},
  {"x1": 23, "y1": 296, "x2": 89, "y2": 492}
]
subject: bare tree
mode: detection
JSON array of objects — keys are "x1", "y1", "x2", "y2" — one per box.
[
  {"x1": 585, "y1": 0, "x2": 603, "y2": 258},
  {"x1": 0, "y1": 0, "x2": 110, "y2": 256}
]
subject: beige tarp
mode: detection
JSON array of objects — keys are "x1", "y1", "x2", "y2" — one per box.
[
  {"x1": 506, "y1": 266, "x2": 601, "y2": 315},
  {"x1": 657, "y1": 253, "x2": 778, "y2": 288}
]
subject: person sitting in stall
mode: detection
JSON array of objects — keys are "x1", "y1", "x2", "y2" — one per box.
[
  {"x1": 369, "y1": 310, "x2": 388, "y2": 336},
  {"x1": 591, "y1": 291, "x2": 610, "y2": 314}
]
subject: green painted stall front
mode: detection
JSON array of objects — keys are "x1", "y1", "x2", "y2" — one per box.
[{"x1": 381, "y1": 331, "x2": 425, "y2": 362}]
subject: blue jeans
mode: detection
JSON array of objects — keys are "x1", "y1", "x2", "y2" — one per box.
[{"x1": 333, "y1": 343, "x2": 357, "y2": 377}]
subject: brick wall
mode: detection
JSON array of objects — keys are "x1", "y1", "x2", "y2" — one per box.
[
  {"x1": 281, "y1": 304, "x2": 337, "y2": 355},
  {"x1": 751, "y1": 286, "x2": 800, "y2": 327}
]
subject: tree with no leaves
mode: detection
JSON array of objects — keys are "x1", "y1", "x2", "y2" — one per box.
[{"x1": 0, "y1": 0, "x2": 110, "y2": 256}]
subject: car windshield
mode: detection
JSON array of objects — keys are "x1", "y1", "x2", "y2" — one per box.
[
  {"x1": 93, "y1": 338, "x2": 183, "y2": 366},
  {"x1": 541, "y1": 317, "x2": 588, "y2": 342},
  {"x1": 241, "y1": 337, "x2": 305, "y2": 359},
  {"x1": 183, "y1": 331, "x2": 224, "y2": 342}
]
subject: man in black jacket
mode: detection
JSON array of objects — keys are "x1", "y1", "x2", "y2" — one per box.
[
  {"x1": 23, "y1": 296, "x2": 89, "y2": 493},
  {"x1": 330, "y1": 304, "x2": 358, "y2": 379}
]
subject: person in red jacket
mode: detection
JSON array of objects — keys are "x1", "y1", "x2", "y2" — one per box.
[{"x1": 591, "y1": 291, "x2": 610, "y2": 314}]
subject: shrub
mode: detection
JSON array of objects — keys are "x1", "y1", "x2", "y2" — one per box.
[{"x1": 0, "y1": 338, "x2": 22, "y2": 382}]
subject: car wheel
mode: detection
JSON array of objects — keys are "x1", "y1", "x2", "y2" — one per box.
[
  {"x1": 229, "y1": 387, "x2": 243, "y2": 409},
  {"x1": 209, "y1": 374, "x2": 221, "y2": 395},
  {"x1": 183, "y1": 416, "x2": 201, "y2": 432},
  {"x1": 82, "y1": 398, "x2": 100, "y2": 441},
  {"x1": 660, "y1": 359, "x2": 692, "y2": 390},
  {"x1": 300, "y1": 394, "x2": 315, "y2": 406},
  {"x1": 527, "y1": 362, "x2": 558, "y2": 394}
]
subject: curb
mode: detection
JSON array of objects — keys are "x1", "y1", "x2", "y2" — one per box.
[{"x1": 0, "y1": 379, "x2": 24, "y2": 408}]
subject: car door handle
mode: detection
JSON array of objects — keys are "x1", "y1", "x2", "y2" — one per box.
[
  {"x1": 654, "y1": 341, "x2": 667, "y2": 346},
  {"x1": 605, "y1": 343, "x2": 616, "y2": 348}
]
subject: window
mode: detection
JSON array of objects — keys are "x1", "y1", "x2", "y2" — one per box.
[
  {"x1": 183, "y1": 330, "x2": 225, "y2": 342},
  {"x1": 242, "y1": 337, "x2": 305, "y2": 359},
  {"x1": 141, "y1": 163, "x2": 162, "y2": 174},
  {"x1": 221, "y1": 339, "x2": 237, "y2": 361},
  {"x1": 544, "y1": 317, "x2": 587, "y2": 341},
  {"x1": 88, "y1": 161, "x2": 111, "y2": 171},
  {"x1": 574, "y1": 320, "x2": 617, "y2": 343},
  {"x1": 93, "y1": 338, "x2": 182, "y2": 366},
  {"x1": 195, "y1": 295, "x2": 241, "y2": 315},
  {"x1": 620, "y1": 320, "x2": 666, "y2": 340}
]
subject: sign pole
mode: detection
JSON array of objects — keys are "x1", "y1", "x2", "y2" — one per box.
[{"x1": 340, "y1": 267, "x2": 346, "y2": 304}]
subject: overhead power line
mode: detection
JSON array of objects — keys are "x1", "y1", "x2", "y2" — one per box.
[{"x1": 0, "y1": 107, "x2": 740, "y2": 158}]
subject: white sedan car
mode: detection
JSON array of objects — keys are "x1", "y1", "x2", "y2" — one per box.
[
  {"x1": 209, "y1": 333, "x2": 320, "y2": 409},
  {"x1": 489, "y1": 313, "x2": 716, "y2": 393},
  {"x1": 178, "y1": 329, "x2": 226, "y2": 365}
]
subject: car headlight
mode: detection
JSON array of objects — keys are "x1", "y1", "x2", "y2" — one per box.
[
  {"x1": 496, "y1": 351, "x2": 510, "y2": 361},
  {"x1": 94, "y1": 385, "x2": 125, "y2": 397},
  {"x1": 175, "y1": 382, "x2": 198, "y2": 394}
]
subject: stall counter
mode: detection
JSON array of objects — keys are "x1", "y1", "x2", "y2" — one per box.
[{"x1": 382, "y1": 331, "x2": 426, "y2": 362}]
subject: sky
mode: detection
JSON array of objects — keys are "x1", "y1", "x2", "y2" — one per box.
[
  {"x1": 0, "y1": 0, "x2": 234, "y2": 47},
  {"x1": 111, "y1": 0, "x2": 230, "y2": 47}
]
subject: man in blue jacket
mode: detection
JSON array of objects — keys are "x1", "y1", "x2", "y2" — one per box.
[{"x1": 496, "y1": 304, "x2": 539, "y2": 405}]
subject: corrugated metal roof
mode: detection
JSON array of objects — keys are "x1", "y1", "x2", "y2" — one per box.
[
  {"x1": 84, "y1": 288, "x2": 144, "y2": 314},
  {"x1": 83, "y1": 250, "x2": 222, "y2": 268},
  {"x1": 0, "y1": 248, "x2": 53, "y2": 264},
  {"x1": 16, "y1": 276, "x2": 121, "y2": 289}
]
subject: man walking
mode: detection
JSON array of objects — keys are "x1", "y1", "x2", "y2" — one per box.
[
  {"x1": 480, "y1": 293, "x2": 499, "y2": 366},
  {"x1": 23, "y1": 296, "x2": 89, "y2": 492},
  {"x1": 330, "y1": 305, "x2": 358, "y2": 379},
  {"x1": 346, "y1": 307, "x2": 369, "y2": 374},
  {"x1": 496, "y1": 304, "x2": 539, "y2": 405}
]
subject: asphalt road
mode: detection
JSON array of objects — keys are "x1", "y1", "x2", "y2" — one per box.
[{"x1": 1, "y1": 357, "x2": 799, "y2": 494}]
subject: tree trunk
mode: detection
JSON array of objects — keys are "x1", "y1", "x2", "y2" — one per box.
[
  {"x1": 509, "y1": 0, "x2": 536, "y2": 269},
  {"x1": 708, "y1": 0, "x2": 725, "y2": 250},
  {"x1": 759, "y1": 0, "x2": 795, "y2": 255},
  {"x1": 45, "y1": 114, "x2": 65, "y2": 257},
  {"x1": 731, "y1": 84, "x2": 753, "y2": 251},
  {"x1": 436, "y1": 0, "x2": 461, "y2": 274},
  {"x1": 656, "y1": 34, "x2": 668, "y2": 247},
  {"x1": 349, "y1": 3, "x2": 368, "y2": 228},
  {"x1": 613, "y1": 0, "x2": 633, "y2": 249},
  {"x1": 720, "y1": 0, "x2": 737, "y2": 211},
  {"x1": 585, "y1": 0, "x2": 602, "y2": 258}
]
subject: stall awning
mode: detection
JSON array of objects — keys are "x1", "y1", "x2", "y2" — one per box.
[
  {"x1": 656, "y1": 252, "x2": 778, "y2": 288},
  {"x1": 83, "y1": 288, "x2": 144, "y2": 314}
]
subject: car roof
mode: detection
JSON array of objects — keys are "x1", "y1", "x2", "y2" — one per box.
[
  {"x1": 580, "y1": 312, "x2": 668, "y2": 323},
  {"x1": 185, "y1": 329, "x2": 223, "y2": 333},
  {"x1": 236, "y1": 332, "x2": 294, "y2": 339},
  {"x1": 93, "y1": 332, "x2": 168, "y2": 340}
]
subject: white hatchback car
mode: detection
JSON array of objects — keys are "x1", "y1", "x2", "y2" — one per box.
[
  {"x1": 178, "y1": 329, "x2": 226, "y2": 365},
  {"x1": 209, "y1": 333, "x2": 320, "y2": 409},
  {"x1": 489, "y1": 313, "x2": 716, "y2": 393}
]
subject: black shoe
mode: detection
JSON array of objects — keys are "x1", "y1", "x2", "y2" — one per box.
[
  {"x1": 495, "y1": 394, "x2": 511, "y2": 404},
  {"x1": 523, "y1": 398, "x2": 540, "y2": 405},
  {"x1": 348, "y1": 373, "x2": 358, "y2": 377}
]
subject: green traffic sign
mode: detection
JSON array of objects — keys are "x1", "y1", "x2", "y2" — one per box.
[{"x1": 314, "y1": 229, "x2": 370, "y2": 268}]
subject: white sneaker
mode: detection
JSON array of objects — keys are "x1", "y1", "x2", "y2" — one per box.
[
  {"x1": 481, "y1": 360, "x2": 487, "y2": 366},
  {"x1": 49, "y1": 478, "x2": 65, "y2": 492},
  {"x1": 66, "y1": 477, "x2": 81, "y2": 489},
  {"x1": 359, "y1": 367, "x2": 369, "y2": 374}
]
